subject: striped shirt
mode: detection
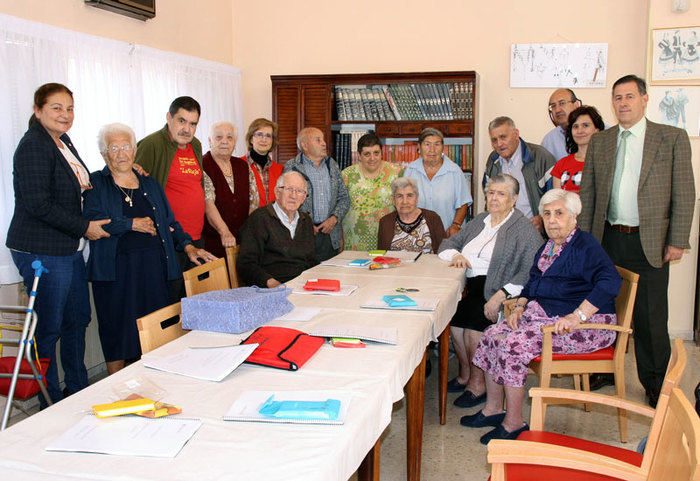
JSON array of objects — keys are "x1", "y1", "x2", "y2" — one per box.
[{"x1": 302, "y1": 154, "x2": 332, "y2": 223}]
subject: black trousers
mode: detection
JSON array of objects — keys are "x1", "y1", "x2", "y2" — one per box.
[
  {"x1": 601, "y1": 224, "x2": 670, "y2": 392},
  {"x1": 313, "y1": 232, "x2": 338, "y2": 263},
  {"x1": 168, "y1": 238, "x2": 205, "y2": 302}
]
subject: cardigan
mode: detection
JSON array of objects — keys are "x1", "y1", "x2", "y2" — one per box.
[
  {"x1": 522, "y1": 228, "x2": 621, "y2": 317},
  {"x1": 82, "y1": 167, "x2": 193, "y2": 282},
  {"x1": 238, "y1": 204, "x2": 317, "y2": 287},
  {"x1": 6, "y1": 122, "x2": 91, "y2": 255},
  {"x1": 377, "y1": 209, "x2": 446, "y2": 253},
  {"x1": 134, "y1": 124, "x2": 203, "y2": 189},
  {"x1": 438, "y1": 209, "x2": 543, "y2": 299}
]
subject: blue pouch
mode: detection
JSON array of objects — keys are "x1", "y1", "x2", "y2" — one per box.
[
  {"x1": 258, "y1": 395, "x2": 341, "y2": 420},
  {"x1": 382, "y1": 295, "x2": 417, "y2": 307}
]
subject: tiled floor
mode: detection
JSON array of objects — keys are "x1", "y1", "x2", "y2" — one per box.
[{"x1": 353, "y1": 340, "x2": 699, "y2": 481}]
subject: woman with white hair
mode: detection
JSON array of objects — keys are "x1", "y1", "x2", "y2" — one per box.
[
  {"x1": 462, "y1": 188, "x2": 621, "y2": 444},
  {"x1": 83, "y1": 123, "x2": 214, "y2": 374}
]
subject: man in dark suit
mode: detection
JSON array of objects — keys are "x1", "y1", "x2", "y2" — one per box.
[{"x1": 579, "y1": 74, "x2": 695, "y2": 407}]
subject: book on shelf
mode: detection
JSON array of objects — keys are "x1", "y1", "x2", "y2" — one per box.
[{"x1": 334, "y1": 82, "x2": 474, "y2": 122}]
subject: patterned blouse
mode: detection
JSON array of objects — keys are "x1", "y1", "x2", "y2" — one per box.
[
  {"x1": 341, "y1": 162, "x2": 402, "y2": 251},
  {"x1": 389, "y1": 213, "x2": 433, "y2": 253}
]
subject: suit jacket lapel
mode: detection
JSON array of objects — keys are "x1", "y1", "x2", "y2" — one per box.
[{"x1": 639, "y1": 120, "x2": 661, "y2": 188}]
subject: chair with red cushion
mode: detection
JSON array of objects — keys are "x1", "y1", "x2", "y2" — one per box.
[
  {"x1": 487, "y1": 338, "x2": 692, "y2": 481},
  {"x1": 529, "y1": 266, "x2": 639, "y2": 442}
]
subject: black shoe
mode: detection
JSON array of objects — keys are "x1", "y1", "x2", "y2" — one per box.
[
  {"x1": 447, "y1": 377, "x2": 467, "y2": 393},
  {"x1": 460, "y1": 409, "x2": 506, "y2": 428},
  {"x1": 588, "y1": 373, "x2": 615, "y2": 391},
  {"x1": 453, "y1": 390, "x2": 487, "y2": 408},
  {"x1": 646, "y1": 388, "x2": 660, "y2": 408},
  {"x1": 480, "y1": 423, "x2": 530, "y2": 445}
]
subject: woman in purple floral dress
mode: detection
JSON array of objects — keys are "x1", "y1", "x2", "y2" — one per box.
[{"x1": 464, "y1": 189, "x2": 621, "y2": 445}]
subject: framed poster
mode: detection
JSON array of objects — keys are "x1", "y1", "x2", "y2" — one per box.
[
  {"x1": 647, "y1": 85, "x2": 700, "y2": 137},
  {"x1": 510, "y1": 43, "x2": 607, "y2": 88},
  {"x1": 651, "y1": 26, "x2": 700, "y2": 81}
]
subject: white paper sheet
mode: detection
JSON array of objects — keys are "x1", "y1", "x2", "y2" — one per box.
[
  {"x1": 223, "y1": 390, "x2": 353, "y2": 425},
  {"x1": 45, "y1": 415, "x2": 202, "y2": 458},
  {"x1": 143, "y1": 343, "x2": 258, "y2": 381},
  {"x1": 307, "y1": 325, "x2": 398, "y2": 345},
  {"x1": 360, "y1": 298, "x2": 440, "y2": 311},
  {"x1": 274, "y1": 306, "x2": 322, "y2": 322},
  {"x1": 292, "y1": 284, "x2": 358, "y2": 297}
]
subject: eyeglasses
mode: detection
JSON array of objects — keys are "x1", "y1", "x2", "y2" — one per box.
[
  {"x1": 253, "y1": 132, "x2": 273, "y2": 139},
  {"x1": 106, "y1": 145, "x2": 134, "y2": 154},
  {"x1": 548, "y1": 100, "x2": 577, "y2": 112},
  {"x1": 277, "y1": 186, "x2": 307, "y2": 196}
]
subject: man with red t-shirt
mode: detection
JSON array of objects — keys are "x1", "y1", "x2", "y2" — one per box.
[{"x1": 135, "y1": 96, "x2": 216, "y2": 300}]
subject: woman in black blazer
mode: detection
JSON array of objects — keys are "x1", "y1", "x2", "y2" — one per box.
[{"x1": 6, "y1": 83, "x2": 110, "y2": 407}]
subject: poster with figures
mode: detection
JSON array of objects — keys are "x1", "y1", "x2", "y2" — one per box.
[
  {"x1": 648, "y1": 86, "x2": 700, "y2": 137},
  {"x1": 651, "y1": 27, "x2": 700, "y2": 81},
  {"x1": 510, "y1": 43, "x2": 608, "y2": 88}
]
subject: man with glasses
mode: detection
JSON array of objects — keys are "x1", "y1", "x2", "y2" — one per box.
[
  {"x1": 238, "y1": 171, "x2": 316, "y2": 287},
  {"x1": 284, "y1": 127, "x2": 350, "y2": 262},
  {"x1": 482, "y1": 117, "x2": 556, "y2": 232},
  {"x1": 541, "y1": 89, "x2": 581, "y2": 161}
]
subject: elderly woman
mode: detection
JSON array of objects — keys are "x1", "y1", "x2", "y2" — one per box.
[
  {"x1": 342, "y1": 133, "x2": 402, "y2": 250},
  {"x1": 377, "y1": 177, "x2": 445, "y2": 253},
  {"x1": 6, "y1": 83, "x2": 109, "y2": 406},
  {"x1": 242, "y1": 118, "x2": 284, "y2": 207},
  {"x1": 438, "y1": 174, "x2": 543, "y2": 408},
  {"x1": 83, "y1": 123, "x2": 215, "y2": 374},
  {"x1": 202, "y1": 121, "x2": 259, "y2": 258},
  {"x1": 551, "y1": 106, "x2": 605, "y2": 193},
  {"x1": 462, "y1": 189, "x2": 621, "y2": 444},
  {"x1": 403, "y1": 128, "x2": 472, "y2": 237}
]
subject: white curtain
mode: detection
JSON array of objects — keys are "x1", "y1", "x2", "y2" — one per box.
[{"x1": 0, "y1": 14, "x2": 244, "y2": 284}]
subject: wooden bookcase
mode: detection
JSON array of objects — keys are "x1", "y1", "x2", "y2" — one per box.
[{"x1": 271, "y1": 71, "x2": 477, "y2": 213}]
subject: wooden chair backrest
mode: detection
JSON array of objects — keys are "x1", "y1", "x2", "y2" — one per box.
[
  {"x1": 183, "y1": 257, "x2": 230, "y2": 296},
  {"x1": 647, "y1": 387, "x2": 700, "y2": 481},
  {"x1": 225, "y1": 245, "x2": 240, "y2": 288},
  {"x1": 136, "y1": 302, "x2": 186, "y2": 354}
]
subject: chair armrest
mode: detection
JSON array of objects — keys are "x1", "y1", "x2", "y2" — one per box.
[
  {"x1": 529, "y1": 387, "x2": 656, "y2": 418},
  {"x1": 541, "y1": 323, "x2": 632, "y2": 335},
  {"x1": 487, "y1": 440, "x2": 646, "y2": 481}
]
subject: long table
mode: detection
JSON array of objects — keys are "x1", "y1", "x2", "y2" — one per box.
[{"x1": 0, "y1": 252, "x2": 464, "y2": 481}]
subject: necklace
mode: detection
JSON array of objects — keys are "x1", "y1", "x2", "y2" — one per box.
[{"x1": 116, "y1": 184, "x2": 134, "y2": 207}]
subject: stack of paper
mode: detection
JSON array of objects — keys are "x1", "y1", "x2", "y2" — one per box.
[
  {"x1": 292, "y1": 284, "x2": 358, "y2": 297},
  {"x1": 307, "y1": 325, "x2": 398, "y2": 345},
  {"x1": 143, "y1": 343, "x2": 258, "y2": 381},
  {"x1": 223, "y1": 390, "x2": 352, "y2": 425}
]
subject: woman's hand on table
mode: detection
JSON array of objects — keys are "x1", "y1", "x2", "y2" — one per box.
[
  {"x1": 184, "y1": 245, "x2": 217, "y2": 266},
  {"x1": 132, "y1": 217, "x2": 156, "y2": 235},
  {"x1": 85, "y1": 219, "x2": 111, "y2": 240},
  {"x1": 449, "y1": 253, "x2": 471, "y2": 269},
  {"x1": 554, "y1": 313, "x2": 580, "y2": 335}
]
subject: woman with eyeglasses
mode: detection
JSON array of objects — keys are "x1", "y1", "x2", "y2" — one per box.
[
  {"x1": 83, "y1": 123, "x2": 214, "y2": 374},
  {"x1": 437, "y1": 174, "x2": 542, "y2": 410},
  {"x1": 242, "y1": 118, "x2": 284, "y2": 207},
  {"x1": 201, "y1": 121, "x2": 259, "y2": 258},
  {"x1": 7, "y1": 83, "x2": 109, "y2": 406}
]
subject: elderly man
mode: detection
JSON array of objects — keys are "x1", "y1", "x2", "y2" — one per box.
[
  {"x1": 284, "y1": 127, "x2": 350, "y2": 262},
  {"x1": 238, "y1": 171, "x2": 317, "y2": 287},
  {"x1": 482, "y1": 117, "x2": 556, "y2": 231},
  {"x1": 541, "y1": 89, "x2": 581, "y2": 161},
  {"x1": 201, "y1": 121, "x2": 259, "y2": 258},
  {"x1": 135, "y1": 97, "x2": 209, "y2": 283},
  {"x1": 579, "y1": 74, "x2": 695, "y2": 407}
]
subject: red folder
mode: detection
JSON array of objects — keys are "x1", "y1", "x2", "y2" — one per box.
[
  {"x1": 240, "y1": 326, "x2": 325, "y2": 371},
  {"x1": 372, "y1": 256, "x2": 401, "y2": 265},
  {"x1": 303, "y1": 279, "x2": 341, "y2": 292}
]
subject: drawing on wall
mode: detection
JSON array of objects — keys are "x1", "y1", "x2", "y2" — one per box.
[
  {"x1": 651, "y1": 27, "x2": 700, "y2": 81},
  {"x1": 648, "y1": 86, "x2": 700, "y2": 137},
  {"x1": 510, "y1": 43, "x2": 608, "y2": 88}
]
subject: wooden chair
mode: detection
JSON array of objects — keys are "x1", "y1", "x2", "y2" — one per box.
[
  {"x1": 224, "y1": 245, "x2": 241, "y2": 288},
  {"x1": 182, "y1": 257, "x2": 230, "y2": 296},
  {"x1": 487, "y1": 339, "x2": 693, "y2": 481},
  {"x1": 528, "y1": 266, "x2": 639, "y2": 442},
  {"x1": 136, "y1": 302, "x2": 187, "y2": 354}
]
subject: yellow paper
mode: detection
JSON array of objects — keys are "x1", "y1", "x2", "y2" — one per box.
[{"x1": 92, "y1": 398, "x2": 155, "y2": 418}]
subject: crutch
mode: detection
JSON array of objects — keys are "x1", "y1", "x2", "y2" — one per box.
[{"x1": 1, "y1": 260, "x2": 51, "y2": 430}]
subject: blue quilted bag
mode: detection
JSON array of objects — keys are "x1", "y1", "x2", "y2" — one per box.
[{"x1": 181, "y1": 286, "x2": 294, "y2": 334}]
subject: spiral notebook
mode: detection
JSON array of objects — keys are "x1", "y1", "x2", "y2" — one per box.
[{"x1": 223, "y1": 390, "x2": 352, "y2": 425}]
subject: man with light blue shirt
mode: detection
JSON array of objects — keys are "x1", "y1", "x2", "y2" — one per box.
[
  {"x1": 482, "y1": 117, "x2": 556, "y2": 232},
  {"x1": 284, "y1": 127, "x2": 350, "y2": 262},
  {"x1": 403, "y1": 128, "x2": 472, "y2": 238},
  {"x1": 541, "y1": 89, "x2": 581, "y2": 161},
  {"x1": 579, "y1": 74, "x2": 694, "y2": 407}
]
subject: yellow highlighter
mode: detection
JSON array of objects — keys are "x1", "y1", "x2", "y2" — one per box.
[{"x1": 92, "y1": 398, "x2": 156, "y2": 418}]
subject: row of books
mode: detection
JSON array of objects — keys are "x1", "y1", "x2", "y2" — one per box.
[
  {"x1": 333, "y1": 130, "x2": 473, "y2": 172},
  {"x1": 334, "y1": 82, "x2": 474, "y2": 122}
]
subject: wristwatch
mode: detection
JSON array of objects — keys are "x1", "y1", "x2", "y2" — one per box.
[{"x1": 576, "y1": 309, "x2": 587, "y2": 322}]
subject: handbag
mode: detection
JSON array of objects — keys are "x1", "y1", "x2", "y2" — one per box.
[{"x1": 240, "y1": 326, "x2": 325, "y2": 371}]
